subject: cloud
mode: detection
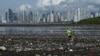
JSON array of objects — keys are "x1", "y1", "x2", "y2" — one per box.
[
  {"x1": 36, "y1": 0, "x2": 100, "y2": 11},
  {"x1": 90, "y1": 0, "x2": 100, "y2": 4},
  {"x1": 88, "y1": 5, "x2": 95, "y2": 9},
  {"x1": 19, "y1": 4, "x2": 33, "y2": 11},
  {"x1": 52, "y1": 0, "x2": 65, "y2": 5},
  {"x1": 37, "y1": 0, "x2": 65, "y2": 8},
  {"x1": 67, "y1": 0, "x2": 75, "y2": 3},
  {"x1": 37, "y1": 0, "x2": 51, "y2": 7}
]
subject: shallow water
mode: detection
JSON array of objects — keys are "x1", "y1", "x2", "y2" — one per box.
[{"x1": 0, "y1": 25, "x2": 100, "y2": 38}]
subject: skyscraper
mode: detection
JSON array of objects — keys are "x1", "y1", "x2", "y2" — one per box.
[
  {"x1": 74, "y1": 8, "x2": 83, "y2": 22},
  {"x1": 57, "y1": 12, "x2": 61, "y2": 22},
  {"x1": 18, "y1": 10, "x2": 28, "y2": 23},
  {"x1": 28, "y1": 11, "x2": 33, "y2": 23},
  {"x1": 85, "y1": 10, "x2": 91, "y2": 19},
  {"x1": 74, "y1": 8, "x2": 92, "y2": 22},
  {"x1": 54, "y1": 12, "x2": 61, "y2": 22},
  {"x1": 18, "y1": 10, "x2": 23, "y2": 23},
  {"x1": 47, "y1": 14, "x2": 50, "y2": 23},
  {"x1": 91, "y1": 12, "x2": 95, "y2": 18},
  {"x1": 49, "y1": 11, "x2": 54, "y2": 22},
  {"x1": 33, "y1": 11, "x2": 39, "y2": 23},
  {"x1": 2, "y1": 12, "x2": 7, "y2": 23},
  {"x1": 61, "y1": 16, "x2": 64, "y2": 22},
  {"x1": 22, "y1": 10, "x2": 27, "y2": 23},
  {"x1": 54, "y1": 13, "x2": 58, "y2": 22},
  {"x1": 36, "y1": 11, "x2": 40, "y2": 23},
  {"x1": 77, "y1": 8, "x2": 81, "y2": 21},
  {"x1": 95, "y1": 12, "x2": 99, "y2": 17},
  {"x1": 7, "y1": 8, "x2": 13, "y2": 23},
  {"x1": 67, "y1": 7, "x2": 73, "y2": 21},
  {"x1": 74, "y1": 14, "x2": 78, "y2": 22},
  {"x1": 12, "y1": 13, "x2": 18, "y2": 23},
  {"x1": 2, "y1": 9, "x2": 14, "y2": 23}
]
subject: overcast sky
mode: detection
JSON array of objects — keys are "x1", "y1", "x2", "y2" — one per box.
[{"x1": 0, "y1": 0, "x2": 100, "y2": 13}]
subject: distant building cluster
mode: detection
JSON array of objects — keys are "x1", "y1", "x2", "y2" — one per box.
[
  {"x1": 2, "y1": 9, "x2": 40, "y2": 24},
  {"x1": 1, "y1": 8, "x2": 100, "y2": 24},
  {"x1": 40, "y1": 11, "x2": 64, "y2": 23}
]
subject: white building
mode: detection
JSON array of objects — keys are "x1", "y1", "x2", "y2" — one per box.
[
  {"x1": 67, "y1": 7, "x2": 73, "y2": 21},
  {"x1": 57, "y1": 12, "x2": 61, "y2": 22},
  {"x1": 22, "y1": 11, "x2": 27, "y2": 23},
  {"x1": 49, "y1": 11, "x2": 54, "y2": 22},
  {"x1": 18, "y1": 11, "x2": 22, "y2": 23},
  {"x1": 17, "y1": 10, "x2": 27, "y2": 23},
  {"x1": 61, "y1": 16, "x2": 64, "y2": 22},
  {"x1": 47, "y1": 14, "x2": 50, "y2": 23},
  {"x1": 74, "y1": 8, "x2": 91, "y2": 22},
  {"x1": 77, "y1": 8, "x2": 81, "y2": 21},
  {"x1": 95, "y1": 12, "x2": 99, "y2": 17},
  {"x1": 54, "y1": 12, "x2": 61, "y2": 22},
  {"x1": 74, "y1": 14, "x2": 78, "y2": 22},
  {"x1": 2, "y1": 12, "x2": 7, "y2": 23},
  {"x1": 33, "y1": 11, "x2": 40, "y2": 23},
  {"x1": 36, "y1": 11, "x2": 40, "y2": 23}
]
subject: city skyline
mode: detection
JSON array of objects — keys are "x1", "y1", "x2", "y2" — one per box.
[
  {"x1": 0, "y1": 0, "x2": 100, "y2": 24},
  {"x1": 1, "y1": 7, "x2": 99, "y2": 24}
]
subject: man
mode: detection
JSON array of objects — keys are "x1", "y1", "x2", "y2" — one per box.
[{"x1": 66, "y1": 28, "x2": 73, "y2": 42}]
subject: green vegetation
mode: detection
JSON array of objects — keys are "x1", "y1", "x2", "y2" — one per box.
[{"x1": 77, "y1": 17, "x2": 100, "y2": 24}]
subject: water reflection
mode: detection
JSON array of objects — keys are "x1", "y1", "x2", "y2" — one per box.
[{"x1": 0, "y1": 26, "x2": 100, "y2": 38}]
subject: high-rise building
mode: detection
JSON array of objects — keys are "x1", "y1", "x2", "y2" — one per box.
[
  {"x1": 2, "y1": 12, "x2": 7, "y2": 23},
  {"x1": 74, "y1": 8, "x2": 92, "y2": 22},
  {"x1": 36, "y1": 11, "x2": 40, "y2": 23},
  {"x1": 57, "y1": 12, "x2": 61, "y2": 22},
  {"x1": 18, "y1": 11, "x2": 23, "y2": 23},
  {"x1": 90, "y1": 12, "x2": 95, "y2": 18},
  {"x1": 12, "y1": 13, "x2": 18, "y2": 23},
  {"x1": 54, "y1": 12, "x2": 61, "y2": 22},
  {"x1": 28, "y1": 11, "x2": 33, "y2": 23},
  {"x1": 41, "y1": 11, "x2": 62, "y2": 23},
  {"x1": 74, "y1": 11, "x2": 78, "y2": 22},
  {"x1": 77, "y1": 8, "x2": 81, "y2": 21},
  {"x1": 33, "y1": 14, "x2": 36, "y2": 23},
  {"x1": 40, "y1": 14, "x2": 45, "y2": 23},
  {"x1": 54, "y1": 13, "x2": 58, "y2": 22},
  {"x1": 74, "y1": 8, "x2": 84, "y2": 22},
  {"x1": 49, "y1": 11, "x2": 54, "y2": 22},
  {"x1": 61, "y1": 16, "x2": 64, "y2": 22},
  {"x1": 47, "y1": 14, "x2": 50, "y2": 23},
  {"x1": 85, "y1": 10, "x2": 91, "y2": 19},
  {"x1": 67, "y1": 7, "x2": 73, "y2": 21},
  {"x1": 18, "y1": 10, "x2": 27, "y2": 23},
  {"x1": 7, "y1": 8, "x2": 13, "y2": 23},
  {"x1": 22, "y1": 10, "x2": 27, "y2": 23},
  {"x1": 2, "y1": 9, "x2": 14, "y2": 23},
  {"x1": 33, "y1": 11, "x2": 39, "y2": 23},
  {"x1": 95, "y1": 12, "x2": 99, "y2": 17}
]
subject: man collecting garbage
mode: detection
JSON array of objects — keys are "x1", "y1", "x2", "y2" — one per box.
[{"x1": 66, "y1": 28, "x2": 73, "y2": 42}]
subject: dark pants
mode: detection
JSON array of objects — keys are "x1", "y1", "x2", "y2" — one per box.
[{"x1": 68, "y1": 36, "x2": 72, "y2": 41}]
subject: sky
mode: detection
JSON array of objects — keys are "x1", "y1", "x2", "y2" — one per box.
[{"x1": 0, "y1": 0, "x2": 100, "y2": 14}]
